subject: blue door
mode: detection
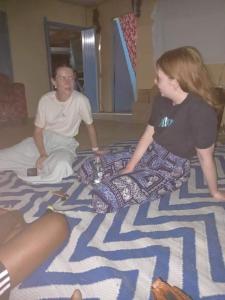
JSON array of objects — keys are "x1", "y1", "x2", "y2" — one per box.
[
  {"x1": 113, "y1": 18, "x2": 136, "y2": 112},
  {"x1": 82, "y1": 28, "x2": 99, "y2": 113}
]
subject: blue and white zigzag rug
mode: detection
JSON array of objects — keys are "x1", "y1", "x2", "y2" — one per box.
[{"x1": 0, "y1": 141, "x2": 225, "y2": 300}]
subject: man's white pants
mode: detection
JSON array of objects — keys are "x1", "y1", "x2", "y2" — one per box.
[{"x1": 0, "y1": 130, "x2": 78, "y2": 184}]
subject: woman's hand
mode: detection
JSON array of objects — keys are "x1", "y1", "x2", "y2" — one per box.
[
  {"x1": 36, "y1": 154, "x2": 48, "y2": 170},
  {"x1": 94, "y1": 148, "x2": 109, "y2": 156},
  {"x1": 212, "y1": 190, "x2": 225, "y2": 201},
  {"x1": 120, "y1": 164, "x2": 134, "y2": 175},
  {"x1": 119, "y1": 125, "x2": 154, "y2": 176}
]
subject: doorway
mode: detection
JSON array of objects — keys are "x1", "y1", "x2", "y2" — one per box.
[{"x1": 44, "y1": 19, "x2": 99, "y2": 112}]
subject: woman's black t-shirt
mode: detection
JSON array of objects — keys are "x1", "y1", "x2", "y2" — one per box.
[{"x1": 149, "y1": 93, "x2": 218, "y2": 159}]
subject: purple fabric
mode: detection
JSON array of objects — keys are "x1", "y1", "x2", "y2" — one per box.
[{"x1": 77, "y1": 142, "x2": 190, "y2": 213}]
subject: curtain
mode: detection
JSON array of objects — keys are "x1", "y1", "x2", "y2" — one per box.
[{"x1": 119, "y1": 13, "x2": 137, "y2": 71}]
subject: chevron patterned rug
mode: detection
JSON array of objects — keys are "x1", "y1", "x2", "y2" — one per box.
[{"x1": 0, "y1": 141, "x2": 225, "y2": 300}]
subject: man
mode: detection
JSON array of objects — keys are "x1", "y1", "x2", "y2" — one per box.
[{"x1": 0, "y1": 65, "x2": 101, "y2": 184}]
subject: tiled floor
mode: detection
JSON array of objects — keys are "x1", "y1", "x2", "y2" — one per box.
[{"x1": 0, "y1": 118, "x2": 145, "y2": 150}]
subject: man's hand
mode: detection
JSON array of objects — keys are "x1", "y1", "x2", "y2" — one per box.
[
  {"x1": 33, "y1": 126, "x2": 48, "y2": 170},
  {"x1": 36, "y1": 154, "x2": 48, "y2": 170}
]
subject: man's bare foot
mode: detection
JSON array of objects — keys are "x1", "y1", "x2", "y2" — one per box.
[{"x1": 71, "y1": 289, "x2": 82, "y2": 300}]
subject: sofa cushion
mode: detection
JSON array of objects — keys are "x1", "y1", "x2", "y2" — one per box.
[{"x1": 0, "y1": 73, "x2": 27, "y2": 122}]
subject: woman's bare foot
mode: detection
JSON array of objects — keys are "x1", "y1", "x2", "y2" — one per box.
[{"x1": 71, "y1": 289, "x2": 82, "y2": 300}]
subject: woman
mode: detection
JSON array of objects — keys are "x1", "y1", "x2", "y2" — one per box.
[
  {"x1": 78, "y1": 46, "x2": 225, "y2": 213},
  {"x1": 0, "y1": 65, "x2": 101, "y2": 184},
  {"x1": 0, "y1": 209, "x2": 69, "y2": 299}
]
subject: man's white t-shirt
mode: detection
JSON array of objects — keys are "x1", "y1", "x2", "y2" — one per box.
[{"x1": 35, "y1": 90, "x2": 93, "y2": 137}]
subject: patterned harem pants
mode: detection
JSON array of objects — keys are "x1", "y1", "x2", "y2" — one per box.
[{"x1": 77, "y1": 142, "x2": 190, "y2": 213}]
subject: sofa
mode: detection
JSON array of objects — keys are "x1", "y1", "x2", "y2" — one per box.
[{"x1": 0, "y1": 73, "x2": 27, "y2": 123}]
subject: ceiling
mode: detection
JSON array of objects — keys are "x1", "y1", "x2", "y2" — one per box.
[{"x1": 59, "y1": 0, "x2": 107, "y2": 7}]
